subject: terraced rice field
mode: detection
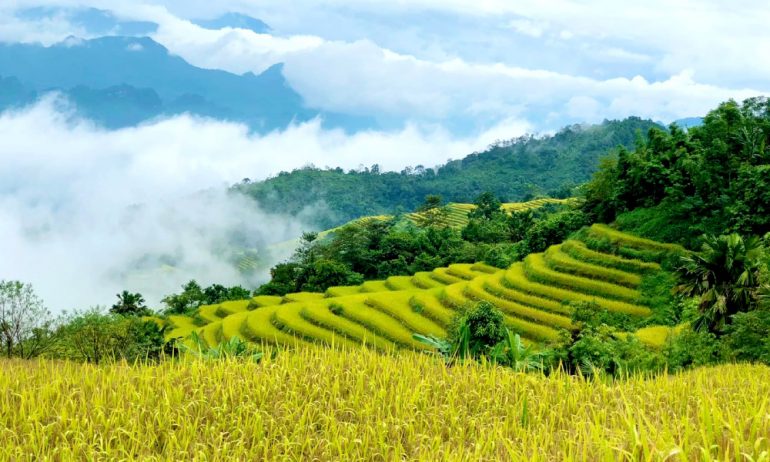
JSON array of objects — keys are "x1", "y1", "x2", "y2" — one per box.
[{"x1": 166, "y1": 225, "x2": 678, "y2": 350}]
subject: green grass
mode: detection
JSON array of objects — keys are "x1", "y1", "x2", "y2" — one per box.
[
  {"x1": 365, "y1": 292, "x2": 446, "y2": 337},
  {"x1": 543, "y1": 245, "x2": 642, "y2": 288},
  {"x1": 523, "y1": 254, "x2": 641, "y2": 303},
  {"x1": 560, "y1": 239, "x2": 660, "y2": 274}
]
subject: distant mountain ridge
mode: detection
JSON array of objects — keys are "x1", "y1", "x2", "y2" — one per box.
[
  {"x1": 236, "y1": 117, "x2": 662, "y2": 228},
  {"x1": 0, "y1": 36, "x2": 373, "y2": 132}
]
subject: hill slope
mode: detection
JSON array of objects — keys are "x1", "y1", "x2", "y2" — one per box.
[
  {"x1": 165, "y1": 225, "x2": 684, "y2": 349},
  {"x1": 237, "y1": 117, "x2": 660, "y2": 227}
]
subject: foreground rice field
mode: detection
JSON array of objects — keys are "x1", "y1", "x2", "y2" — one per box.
[{"x1": 1, "y1": 349, "x2": 768, "y2": 461}]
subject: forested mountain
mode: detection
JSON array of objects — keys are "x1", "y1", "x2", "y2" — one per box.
[
  {"x1": 0, "y1": 36, "x2": 372, "y2": 132},
  {"x1": 236, "y1": 117, "x2": 660, "y2": 227}
]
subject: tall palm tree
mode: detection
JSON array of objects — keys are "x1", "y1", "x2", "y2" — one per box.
[
  {"x1": 676, "y1": 233, "x2": 764, "y2": 333},
  {"x1": 110, "y1": 291, "x2": 148, "y2": 316}
]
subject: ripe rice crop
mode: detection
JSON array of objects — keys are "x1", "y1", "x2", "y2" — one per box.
[
  {"x1": 543, "y1": 245, "x2": 642, "y2": 288},
  {"x1": 221, "y1": 311, "x2": 250, "y2": 340},
  {"x1": 283, "y1": 292, "x2": 327, "y2": 303},
  {"x1": 560, "y1": 239, "x2": 660, "y2": 274},
  {"x1": 300, "y1": 302, "x2": 398, "y2": 351},
  {"x1": 365, "y1": 292, "x2": 446, "y2": 337},
  {"x1": 249, "y1": 295, "x2": 284, "y2": 307},
  {"x1": 471, "y1": 262, "x2": 500, "y2": 274},
  {"x1": 385, "y1": 275, "x2": 421, "y2": 291},
  {"x1": 197, "y1": 304, "x2": 222, "y2": 323},
  {"x1": 439, "y1": 282, "x2": 472, "y2": 309},
  {"x1": 589, "y1": 224, "x2": 685, "y2": 254},
  {"x1": 504, "y1": 264, "x2": 652, "y2": 317},
  {"x1": 524, "y1": 254, "x2": 641, "y2": 303},
  {"x1": 408, "y1": 290, "x2": 457, "y2": 326},
  {"x1": 465, "y1": 277, "x2": 573, "y2": 332},
  {"x1": 218, "y1": 300, "x2": 251, "y2": 315},
  {"x1": 199, "y1": 321, "x2": 223, "y2": 348},
  {"x1": 412, "y1": 272, "x2": 445, "y2": 289},
  {"x1": 483, "y1": 273, "x2": 571, "y2": 316},
  {"x1": 431, "y1": 268, "x2": 465, "y2": 285},
  {"x1": 2, "y1": 352, "x2": 767, "y2": 461},
  {"x1": 332, "y1": 297, "x2": 428, "y2": 349},
  {"x1": 446, "y1": 263, "x2": 482, "y2": 280},
  {"x1": 359, "y1": 280, "x2": 391, "y2": 293},
  {"x1": 324, "y1": 285, "x2": 362, "y2": 297},
  {"x1": 243, "y1": 306, "x2": 307, "y2": 346},
  {"x1": 272, "y1": 304, "x2": 360, "y2": 349}
]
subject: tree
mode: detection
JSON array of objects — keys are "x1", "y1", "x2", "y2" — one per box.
[
  {"x1": 468, "y1": 192, "x2": 503, "y2": 221},
  {"x1": 110, "y1": 290, "x2": 149, "y2": 316},
  {"x1": 675, "y1": 234, "x2": 765, "y2": 333},
  {"x1": 0, "y1": 280, "x2": 53, "y2": 358},
  {"x1": 415, "y1": 195, "x2": 450, "y2": 228}
]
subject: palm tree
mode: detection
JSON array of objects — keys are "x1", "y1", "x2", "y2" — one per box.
[
  {"x1": 676, "y1": 233, "x2": 764, "y2": 333},
  {"x1": 110, "y1": 291, "x2": 148, "y2": 316}
]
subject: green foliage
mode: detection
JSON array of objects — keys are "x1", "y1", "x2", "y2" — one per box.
[
  {"x1": 110, "y1": 291, "x2": 150, "y2": 317},
  {"x1": 662, "y1": 329, "x2": 726, "y2": 372},
  {"x1": 0, "y1": 280, "x2": 53, "y2": 358},
  {"x1": 180, "y1": 332, "x2": 264, "y2": 362},
  {"x1": 723, "y1": 309, "x2": 770, "y2": 363},
  {"x1": 237, "y1": 118, "x2": 658, "y2": 228},
  {"x1": 448, "y1": 301, "x2": 507, "y2": 358},
  {"x1": 489, "y1": 330, "x2": 545, "y2": 372},
  {"x1": 55, "y1": 309, "x2": 169, "y2": 364},
  {"x1": 675, "y1": 233, "x2": 765, "y2": 333},
  {"x1": 162, "y1": 280, "x2": 252, "y2": 314},
  {"x1": 566, "y1": 326, "x2": 662, "y2": 376},
  {"x1": 584, "y1": 97, "x2": 770, "y2": 244}
]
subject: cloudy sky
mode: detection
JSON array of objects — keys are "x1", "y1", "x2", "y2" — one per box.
[{"x1": 1, "y1": 0, "x2": 768, "y2": 311}]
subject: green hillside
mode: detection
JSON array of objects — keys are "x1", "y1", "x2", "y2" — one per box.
[
  {"x1": 165, "y1": 224, "x2": 684, "y2": 350},
  {"x1": 236, "y1": 118, "x2": 660, "y2": 228}
]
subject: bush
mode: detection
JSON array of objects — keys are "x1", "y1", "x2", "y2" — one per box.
[
  {"x1": 448, "y1": 301, "x2": 507, "y2": 358},
  {"x1": 662, "y1": 328, "x2": 726, "y2": 372},
  {"x1": 724, "y1": 309, "x2": 770, "y2": 364}
]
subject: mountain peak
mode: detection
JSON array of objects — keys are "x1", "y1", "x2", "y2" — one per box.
[{"x1": 193, "y1": 13, "x2": 271, "y2": 34}]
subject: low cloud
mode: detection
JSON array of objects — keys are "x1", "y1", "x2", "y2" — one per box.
[{"x1": 0, "y1": 96, "x2": 529, "y2": 312}]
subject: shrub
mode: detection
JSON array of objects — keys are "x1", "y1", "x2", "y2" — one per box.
[
  {"x1": 724, "y1": 309, "x2": 770, "y2": 364},
  {"x1": 448, "y1": 301, "x2": 507, "y2": 358}
]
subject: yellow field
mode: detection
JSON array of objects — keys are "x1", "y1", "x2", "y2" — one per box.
[
  {"x1": 1, "y1": 350, "x2": 767, "y2": 461},
  {"x1": 168, "y1": 225, "x2": 683, "y2": 352}
]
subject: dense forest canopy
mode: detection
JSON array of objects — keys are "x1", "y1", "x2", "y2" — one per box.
[
  {"x1": 583, "y1": 97, "x2": 770, "y2": 248},
  {"x1": 235, "y1": 117, "x2": 660, "y2": 228}
]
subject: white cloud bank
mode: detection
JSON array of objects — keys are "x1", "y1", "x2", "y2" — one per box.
[{"x1": 0, "y1": 97, "x2": 529, "y2": 312}]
